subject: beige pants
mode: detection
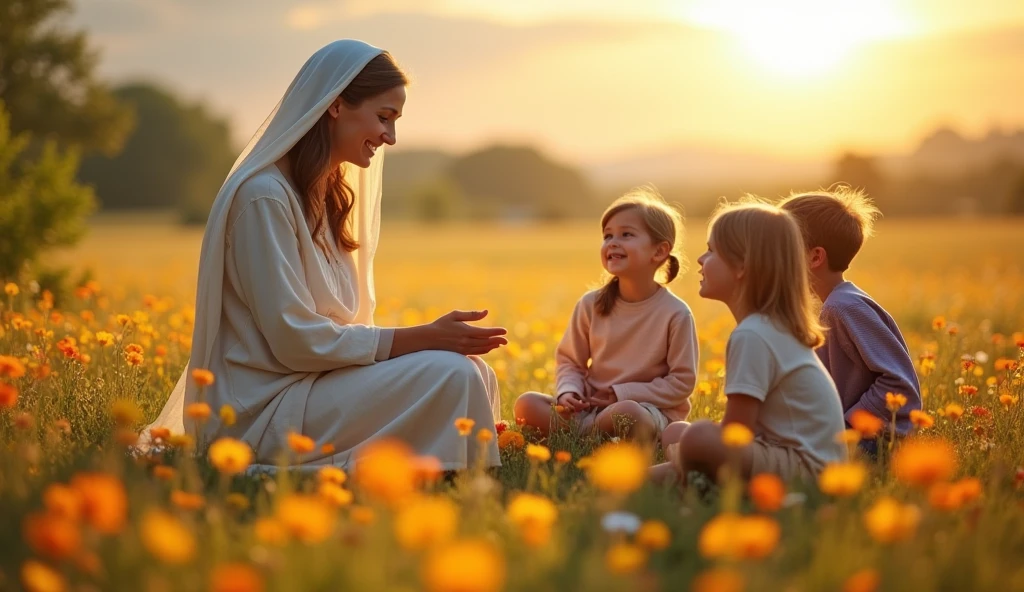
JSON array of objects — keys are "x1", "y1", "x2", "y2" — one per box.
[{"x1": 749, "y1": 437, "x2": 820, "y2": 483}]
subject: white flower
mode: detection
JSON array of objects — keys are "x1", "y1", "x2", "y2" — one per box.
[
  {"x1": 955, "y1": 377, "x2": 966, "y2": 386},
  {"x1": 782, "y1": 492, "x2": 807, "y2": 508},
  {"x1": 975, "y1": 351, "x2": 990, "y2": 364},
  {"x1": 601, "y1": 511, "x2": 641, "y2": 534}
]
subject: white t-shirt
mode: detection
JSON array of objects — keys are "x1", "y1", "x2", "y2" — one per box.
[{"x1": 724, "y1": 314, "x2": 847, "y2": 470}]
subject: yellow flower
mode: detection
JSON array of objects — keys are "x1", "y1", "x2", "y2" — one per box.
[
  {"x1": 843, "y1": 569, "x2": 880, "y2": 592},
  {"x1": 605, "y1": 542, "x2": 648, "y2": 575},
  {"x1": 1000, "y1": 394, "x2": 1019, "y2": 408},
  {"x1": 95, "y1": 331, "x2": 115, "y2": 346},
  {"x1": 353, "y1": 438, "x2": 417, "y2": 506},
  {"x1": 931, "y1": 315, "x2": 946, "y2": 330},
  {"x1": 635, "y1": 520, "x2": 671, "y2": 550},
  {"x1": 226, "y1": 493, "x2": 251, "y2": 511},
  {"x1": 892, "y1": 438, "x2": 957, "y2": 488},
  {"x1": 721, "y1": 423, "x2": 754, "y2": 447},
  {"x1": 863, "y1": 497, "x2": 920, "y2": 543},
  {"x1": 422, "y1": 539, "x2": 506, "y2": 592},
  {"x1": 318, "y1": 466, "x2": 347, "y2": 485},
  {"x1": 185, "y1": 403, "x2": 211, "y2": 421},
  {"x1": 208, "y1": 438, "x2": 253, "y2": 476},
  {"x1": 585, "y1": 442, "x2": 647, "y2": 495},
  {"x1": 70, "y1": 472, "x2": 128, "y2": 534},
  {"x1": 454, "y1": 417, "x2": 475, "y2": 436},
  {"x1": 276, "y1": 494, "x2": 336, "y2": 544},
  {"x1": 219, "y1": 405, "x2": 236, "y2": 426},
  {"x1": 835, "y1": 429, "x2": 862, "y2": 445},
  {"x1": 849, "y1": 410, "x2": 884, "y2": 438},
  {"x1": 526, "y1": 444, "x2": 551, "y2": 462},
  {"x1": 748, "y1": 473, "x2": 785, "y2": 512},
  {"x1": 692, "y1": 568, "x2": 744, "y2": 592},
  {"x1": 909, "y1": 410, "x2": 934, "y2": 429},
  {"x1": 394, "y1": 495, "x2": 459, "y2": 550},
  {"x1": 287, "y1": 432, "x2": 316, "y2": 454},
  {"x1": 318, "y1": 482, "x2": 354, "y2": 507},
  {"x1": 507, "y1": 493, "x2": 557, "y2": 547},
  {"x1": 125, "y1": 351, "x2": 144, "y2": 366},
  {"x1": 254, "y1": 518, "x2": 288, "y2": 546},
  {"x1": 21, "y1": 560, "x2": 66, "y2": 592},
  {"x1": 885, "y1": 392, "x2": 908, "y2": 412},
  {"x1": 941, "y1": 403, "x2": 964, "y2": 421},
  {"x1": 117, "y1": 314, "x2": 131, "y2": 326},
  {"x1": 497, "y1": 430, "x2": 525, "y2": 451},
  {"x1": 349, "y1": 506, "x2": 376, "y2": 526},
  {"x1": 191, "y1": 368, "x2": 215, "y2": 386},
  {"x1": 169, "y1": 433, "x2": 195, "y2": 449},
  {"x1": 698, "y1": 513, "x2": 780, "y2": 560},
  {"x1": 171, "y1": 490, "x2": 206, "y2": 511},
  {"x1": 111, "y1": 400, "x2": 143, "y2": 426},
  {"x1": 141, "y1": 509, "x2": 196, "y2": 564},
  {"x1": 210, "y1": 562, "x2": 264, "y2": 592},
  {"x1": 818, "y1": 462, "x2": 868, "y2": 497},
  {"x1": 476, "y1": 428, "x2": 494, "y2": 444},
  {"x1": 4, "y1": 282, "x2": 19, "y2": 296}
]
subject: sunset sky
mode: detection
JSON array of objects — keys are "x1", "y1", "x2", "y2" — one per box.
[{"x1": 71, "y1": 0, "x2": 1024, "y2": 164}]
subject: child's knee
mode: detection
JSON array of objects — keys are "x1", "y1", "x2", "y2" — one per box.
[
  {"x1": 679, "y1": 420, "x2": 719, "y2": 457},
  {"x1": 661, "y1": 421, "x2": 690, "y2": 450},
  {"x1": 514, "y1": 392, "x2": 550, "y2": 422}
]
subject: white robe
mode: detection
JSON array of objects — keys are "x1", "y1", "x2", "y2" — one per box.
[{"x1": 203, "y1": 164, "x2": 501, "y2": 469}]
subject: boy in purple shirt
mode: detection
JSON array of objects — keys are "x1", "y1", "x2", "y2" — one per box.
[{"x1": 780, "y1": 189, "x2": 922, "y2": 452}]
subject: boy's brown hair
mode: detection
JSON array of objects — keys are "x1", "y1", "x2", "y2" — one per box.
[{"x1": 778, "y1": 186, "x2": 880, "y2": 272}]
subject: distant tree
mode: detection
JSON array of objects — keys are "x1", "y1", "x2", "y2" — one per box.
[
  {"x1": 830, "y1": 152, "x2": 886, "y2": 200},
  {"x1": 448, "y1": 145, "x2": 594, "y2": 220},
  {"x1": 0, "y1": 0, "x2": 132, "y2": 154},
  {"x1": 1009, "y1": 168, "x2": 1024, "y2": 215},
  {"x1": 78, "y1": 83, "x2": 236, "y2": 223},
  {"x1": 0, "y1": 102, "x2": 95, "y2": 280}
]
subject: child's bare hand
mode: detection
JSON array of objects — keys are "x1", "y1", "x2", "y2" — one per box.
[
  {"x1": 556, "y1": 392, "x2": 589, "y2": 413},
  {"x1": 587, "y1": 387, "x2": 617, "y2": 409}
]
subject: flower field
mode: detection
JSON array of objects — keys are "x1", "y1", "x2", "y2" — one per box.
[{"x1": 2, "y1": 217, "x2": 1024, "y2": 592}]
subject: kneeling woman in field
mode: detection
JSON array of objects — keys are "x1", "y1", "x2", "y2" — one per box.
[{"x1": 653, "y1": 201, "x2": 846, "y2": 485}]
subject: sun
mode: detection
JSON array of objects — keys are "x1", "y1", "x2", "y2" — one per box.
[{"x1": 680, "y1": 0, "x2": 914, "y2": 77}]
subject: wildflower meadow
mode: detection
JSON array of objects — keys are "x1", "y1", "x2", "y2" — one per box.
[{"x1": 2, "y1": 217, "x2": 1024, "y2": 592}]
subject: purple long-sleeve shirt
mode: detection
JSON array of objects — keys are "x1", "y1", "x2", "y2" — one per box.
[{"x1": 817, "y1": 282, "x2": 922, "y2": 434}]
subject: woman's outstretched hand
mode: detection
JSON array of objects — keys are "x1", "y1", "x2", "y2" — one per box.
[{"x1": 390, "y1": 310, "x2": 507, "y2": 358}]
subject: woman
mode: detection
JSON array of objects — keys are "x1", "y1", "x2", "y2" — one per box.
[{"x1": 146, "y1": 40, "x2": 506, "y2": 470}]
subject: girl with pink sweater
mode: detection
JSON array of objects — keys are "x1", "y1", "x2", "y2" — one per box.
[{"x1": 514, "y1": 189, "x2": 699, "y2": 441}]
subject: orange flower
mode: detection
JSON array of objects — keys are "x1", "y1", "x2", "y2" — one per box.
[
  {"x1": 863, "y1": 497, "x2": 920, "y2": 543},
  {"x1": 497, "y1": 430, "x2": 525, "y2": 451},
  {"x1": 153, "y1": 466, "x2": 177, "y2": 481},
  {"x1": 208, "y1": 438, "x2": 253, "y2": 476},
  {"x1": 422, "y1": 539, "x2": 505, "y2": 592},
  {"x1": 0, "y1": 355, "x2": 27, "y2": 378},
  {"x1": 21, "y1": 560, "x2": 65, "y2": 592},
  {"x1": 692, "y1": 568, "x2": 744, "y2": 592},
  {"x1": 843, "y1": 569, "x2": 880, "y2": 592},
  {"x1": 0, "y1": 382, "x2": 18, "y2": 409},
  {"x1": 318, "y1": 466, "x2": 347, "y2": 486},
  {"x1": 394, "y1": 495, "x2": 459, "y2": 550},
  {"x1": 849, "y1": 410, "x2": 884, "y2": 438},
  {"x1": 748, "y1": 473, "x2": 785, "y2": 512},
  {"x1": 211, "y1": 562, "x2": 264, "y2": 592},
  {"x1": 219, "y1": 405, "x2": 236, "y2": 426},
  {"x1": 506, "y1": 493, "x2": 557, "y2": 547},
  {"x1": 321, "y1": 443, "x2": 336, "y2": 455},
  {"x1": 941, "y1": 403, "x2": 964, "y2": 421},
  {"x1": 191, "y1": 369, "x2": 215, "y2": 387},
  {"x1": 171, "y1": 491, "x2": 206, "y2": 511},
  {"x1": 885, "y1": 393, "x2": 907, "y2": 412},
  {"x1": 585, "y1": 442, "x2": 647, "y2": 495},
  {"x1": 931, "y1": 316, "x2": 946, "y2": 330},
  {"x1": 892, "y1": 438, "x2": 957, "y2": 488},
  {"x1": 635, "y1": 520, "x2": 672, "y2": 550},
  {"x1": 604, "y1": 542, "x2": 648, "y2": 575},
  {"x1": 287, "y1": 432, "x2": 316, "y2": 454},
  {"x1": 185, "y1": 403, "x2": 211, "y2": 421},
  {"x1": 70, "y1": 472, "x2": 128, "y2": 534},
  {"x1": 699, "y1": 513, "x2": 780, "y2": 560},
  {"x1": 4, "y1": 282, "x2": 18, "y2": 296},
  {"x1": 1000, "y1": 394, "x2": 1019, "y2": 408},
  {"x1": 721, "y1": 423, "x2": 754, "y2": 447},
  {"x1": 318, "y1": 482, "x2": 354, "y2": 507},
  {"x1": 43, "y1": 484, "x2": 82, "y2": 521},
  {"x1": 125, "y1": 352, "x2": 144, "y2": 366},
  {"x1": 23, "y1": 511, "x2": 81, "y2": 560},
  {"x1": 554, "y1": 450, "x2": 572, "y2": 464},
  {"x1": 454, "y1": 417, "x2": 475, "y2": 436},
  {"x1": 909, "y1": 410, "x2": 934, "y2": 429},
  {"x1": 353, "y1": 438, "x2": 417, "y2": 506},
  {"x1": 819, "y1": 462, "x2": 868, "y2": 497},
  {"x1": 958, "y1": 385, "x2": 978, "y2": 397},
  {"x1": 111, "y1": 400, "x2": 143, "y2": 426},
  {"x1": 928, "y1": 477, "x2": 983, "y2": 511},
  {"x1": 476, "y1": 428, "x2": 494, "y2": 444},
  {"x1": 149, "y1": 427, "x2": 171, "y2": 441},
  {"x1": 276, "y1": 494, "x2": 336, "y2": 544}
]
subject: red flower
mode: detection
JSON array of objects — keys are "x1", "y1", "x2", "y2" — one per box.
[
  {"x1": 970, "y1": 406, "x2": 992, "y2": 419},
  {"x1": 495, "y1": 420, "x2": 509, "y2": 435}
]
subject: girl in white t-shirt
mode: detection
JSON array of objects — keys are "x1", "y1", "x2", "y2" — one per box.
[{"x1": 652, "y1": 200, "x2": 846, "y2": 485}]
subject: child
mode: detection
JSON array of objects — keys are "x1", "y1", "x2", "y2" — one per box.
[
  {"x1": 655, "y1": 201, "x2": 846, "y2": 484},
  {"x1": 779, "y1": 189, "x2": 922, "y2": 452},
  {"x1": 514, "y1": 189, "x2": 698, "y2": 441}
]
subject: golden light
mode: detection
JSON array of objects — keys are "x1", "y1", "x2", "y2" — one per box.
[{"x1": 682, "y1": 0, "x2": 915, "y2": 77}]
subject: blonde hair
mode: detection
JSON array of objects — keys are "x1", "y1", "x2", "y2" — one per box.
[
  {"x1": 778, "y1": 186, "x2": 880, "y2": 272},
  {"x1": 596, "y1": 187, "x2": 685, "y2": 316},
  {"x1": 708, "y1": 199, "x2": 824, "y2": 348}
]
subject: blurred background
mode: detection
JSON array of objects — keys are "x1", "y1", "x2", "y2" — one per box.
[{"x1": 5, "y1": 0, "x2": 1024, "y2": 227}]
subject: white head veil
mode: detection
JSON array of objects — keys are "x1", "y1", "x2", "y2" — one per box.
[{"x1": 143, "y1": 40, "x2": 386, "y2": 442}]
